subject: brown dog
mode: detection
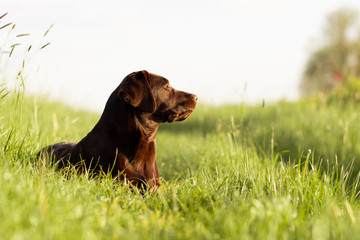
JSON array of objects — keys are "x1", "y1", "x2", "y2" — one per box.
[{"x1": 38, "y1": 70, "x2": 197, "y2": 189}]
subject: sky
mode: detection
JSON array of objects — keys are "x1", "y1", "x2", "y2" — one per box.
[{"x1": 2, "y1": 0, "x2": 360, "y2": 112}]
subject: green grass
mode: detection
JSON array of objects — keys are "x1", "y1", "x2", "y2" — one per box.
[{"x1": 1, "y1": 90, "x2": 360, "y2": 239}]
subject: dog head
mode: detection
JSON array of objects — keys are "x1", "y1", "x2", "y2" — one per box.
[{"x1": 118, "y1": 70, "x2": 198, "y2": 123}]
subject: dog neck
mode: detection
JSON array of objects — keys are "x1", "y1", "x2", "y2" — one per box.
[
  {"x1": 93, "y1": 94, "x2": 159, "y2": 143},
  {"x1": 134, "y1": 111, "x2": 159, "y2": 142}
]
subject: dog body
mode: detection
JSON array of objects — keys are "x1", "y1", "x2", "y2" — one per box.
[{"x1": 40, "y1": 70, "x2": 197, "y2": 188}]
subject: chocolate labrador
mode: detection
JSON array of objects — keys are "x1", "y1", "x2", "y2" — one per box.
[{"x1": 38, "y1": 70, "x2": 197, "y2": 189}]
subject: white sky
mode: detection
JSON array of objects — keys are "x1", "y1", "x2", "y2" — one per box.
[{"x1": 2, "y1": 0, "x2": 360, "y2": 112}]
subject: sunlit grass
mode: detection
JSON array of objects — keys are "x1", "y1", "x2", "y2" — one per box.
[{"x1": 1, "y1": 92, "x2": 360, "y2": 239}]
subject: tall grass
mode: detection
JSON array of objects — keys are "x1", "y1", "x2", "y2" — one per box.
[
  {"x1": 1, "y1": 90, "x2": 360, "y2": 239},
  {"x1": 161, "y1": 101, "x2": 360, "y2": 176}
]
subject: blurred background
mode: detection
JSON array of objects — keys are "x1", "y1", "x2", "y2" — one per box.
[{"x1": 1, "y1": 0, "x2": 360, "y2": 112}]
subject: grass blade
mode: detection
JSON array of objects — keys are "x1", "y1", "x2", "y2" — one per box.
[
  {"x1": 0, "y1": 88, "x2": 10, "y2": 99},
  {"x1": 43, "y1": 24, "x2": 54, "y2": 37},
  {"x1": 16, "y1": 33, "x2": 30, "y2": 37},
  {"x1": 40, "y1": 42, "x2": 51, "y2": 50},
  {"x1": 7, "y1": 23, "x2": 16, "y2": 36},
  {"x1": 0, "y1": 22, "x2": 12, "y2": 30},
  {"x1": 0, "y1": 12, "x2": 8, "y2": 20},
  {"x1": 9, "y1": 43, "x2": 20, "y2": 57},
  {"x1": 4, "y1": 128, "x2": 15, "y2": 153}
]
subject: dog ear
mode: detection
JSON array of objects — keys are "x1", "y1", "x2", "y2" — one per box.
[{"x1": 118, "y1": 70, "x2": 155, "y2": 113}]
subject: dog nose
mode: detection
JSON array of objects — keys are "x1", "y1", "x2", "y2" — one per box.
[{"x1": 192, "y1": 94, "x2": 198, "y2": 102}]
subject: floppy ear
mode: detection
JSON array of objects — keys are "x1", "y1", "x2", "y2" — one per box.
[{"x1": 118, "y1": 70, "x2": 155, "y2": 113}]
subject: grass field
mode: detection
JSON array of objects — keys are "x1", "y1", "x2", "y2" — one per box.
[{"x1": 1, "y1": 88, "x2": 360, "y2": 239}]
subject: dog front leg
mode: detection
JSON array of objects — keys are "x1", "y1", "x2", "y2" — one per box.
[{"x1": 115, "y1": 154, "x2": 147, "y2": 189}]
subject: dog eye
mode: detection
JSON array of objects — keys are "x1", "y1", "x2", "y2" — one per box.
[{"x1": 164, "y1": 84, "x2": 171, "y2": 90}]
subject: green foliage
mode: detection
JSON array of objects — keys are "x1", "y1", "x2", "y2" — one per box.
[
  {"x1": 301, "y1": 8, "x2": 360, "y2": 95},
  {"x1": 328, "y1": 76, "x2": 360, "y2": 105},
  {"x1": 1, "y1": 91, "x2": 360, "y2": 239}
]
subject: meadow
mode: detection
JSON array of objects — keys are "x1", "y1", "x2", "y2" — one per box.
[{"x1": 1, "y1": 86, "x2": 360, "y2": 239}]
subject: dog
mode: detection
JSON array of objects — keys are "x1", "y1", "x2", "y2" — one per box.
[{"x1": 38, "y1": 70, "x2": 198, "y2": 189}]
